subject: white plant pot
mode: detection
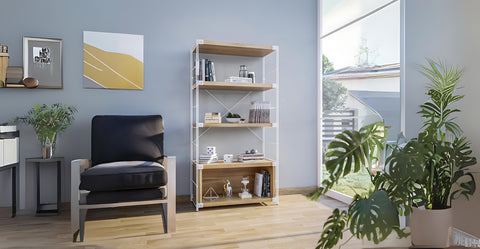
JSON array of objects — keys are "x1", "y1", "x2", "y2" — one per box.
[
  {"x1": 226, "y1": 118, "x2": 240, "y2": 123},
  {"x1": 410, "y1": 207, "x2": 452, "y2": 248}
]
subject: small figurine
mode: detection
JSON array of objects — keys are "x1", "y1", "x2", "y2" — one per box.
[
  {"x1": 203, "y1": 186, "x2": 219, "y2": 201},
  {"x1": 224, "y1": 179, "x2": 233, "y2": 197},
  {"x1": 238, "y1": 176, "x2": 252, "y2": 199}
]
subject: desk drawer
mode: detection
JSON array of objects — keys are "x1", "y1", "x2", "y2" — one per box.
[{"x1": 0, "y1": 137, "x2": 19, "y2": 167}]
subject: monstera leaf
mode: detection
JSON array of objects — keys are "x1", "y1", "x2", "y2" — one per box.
[
  {"x1": 316, "y1": 208, "x2": 348, "y2": 249},
  {"x1": 348, "y1": 190, "x2": 402, "y2": 244},
  {"x1": 324, "y1": 122, "x2": 385, "y2": 188}
]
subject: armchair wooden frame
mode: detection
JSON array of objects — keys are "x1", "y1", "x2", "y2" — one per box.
[{"x1": 70, "y1": 156, "x2": 176, "y2": 242}]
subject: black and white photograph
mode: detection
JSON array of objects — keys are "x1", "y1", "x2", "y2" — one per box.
[
  {"x1": 23, "y1": 37, "x2": 62, "y2": 88},
  {"x1": 33, "y1": 47, "x2": 51, "y2": 64}
]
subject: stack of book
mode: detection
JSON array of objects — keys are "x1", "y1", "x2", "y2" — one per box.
[
  {"x1": 238, "y1": 153, "x2": 265, "y2": 162},
  {"x1": 248, "y1": 101, "x2": 271, "y2": 123},
  {"x1": 225, "y1": 76, "x2": 252, "y2": 83},
  {"x1": 204, "y1": 112, "x2": 221, "y2": 123},
  {"x1": 6, "y1": 66, "x2": 23, "y2": 85},
  {"x1": 254, "y1": 170, "x2": 271, "y2": 197},
  {"x1": 199, "y1": 154, "x2": 218, "y2": 164},
  {"x1": 197, "y1": 59, "x2": 216, "y2": 82}
]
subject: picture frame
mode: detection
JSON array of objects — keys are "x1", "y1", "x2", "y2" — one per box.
[{"x1": 23, "y1": 37, "x2": 63, "y2": 89}]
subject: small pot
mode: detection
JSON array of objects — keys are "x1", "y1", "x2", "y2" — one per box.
[
  {"x1": 410, "y1": 207, "x2": 452, "y2": 248},
  {"x1": 226, "y1": 118, "x2": 240, "y2": 123}
]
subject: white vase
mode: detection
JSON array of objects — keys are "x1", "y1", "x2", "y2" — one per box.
[{"x1": 410, "y1": 207, "x2": 452, "y2": 248}]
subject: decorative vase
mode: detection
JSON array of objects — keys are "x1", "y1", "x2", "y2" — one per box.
[
  {"x1": 410, "y1": 207, "x2": 452, "y2": 248},
  {"x1": 41, "y1": 134, "x2": 56, "y2": 159}
]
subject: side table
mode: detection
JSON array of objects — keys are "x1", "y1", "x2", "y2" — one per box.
[{"x1": 26, "y1": 157, "x2": 64, "y2": 216}]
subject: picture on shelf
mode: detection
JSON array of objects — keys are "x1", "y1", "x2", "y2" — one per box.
[{"x1": 23, "y1": 37, "x2": 63, "y2": 89}]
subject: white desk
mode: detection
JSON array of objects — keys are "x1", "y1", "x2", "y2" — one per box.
[{"x1": 0, "y1": 126, "x2": 19, "y2": 217}]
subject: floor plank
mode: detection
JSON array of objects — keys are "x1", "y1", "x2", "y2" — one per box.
[{"x1": 0, "y1": 192, "x2": 363, "y2": 249}]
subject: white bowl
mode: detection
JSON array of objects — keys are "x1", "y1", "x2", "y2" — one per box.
[{"x1": 226, "y1": 118, "x2": 241, "y2": 123}]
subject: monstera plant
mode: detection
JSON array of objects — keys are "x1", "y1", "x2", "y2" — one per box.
[{"x1": 309, "y1": 59, "x2": 476, "y2": 248}]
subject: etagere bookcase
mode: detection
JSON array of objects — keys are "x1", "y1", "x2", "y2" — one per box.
[{"x1": 190, "y1": 40, "x2": 279, "y2": 211}]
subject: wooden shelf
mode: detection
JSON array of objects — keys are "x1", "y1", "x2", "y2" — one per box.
[
  {"x1": 202, "y1": 196, "x2": 273, "y2": 208},
  {"x1": 4, "y1": 84, "x2": 25, "y2": 88},
  {"x1": 194, "y1": 123, "x2": 273, "y2": 128},
  {"x1": 193, "y1": 81, "x2": 274, "y2": 91},
  {"x1": 193, "y1": 40, "x2": 276, "y2": 57},
  {"x1": 193, "y1": 159, "x2": 274, "y2": 169}
]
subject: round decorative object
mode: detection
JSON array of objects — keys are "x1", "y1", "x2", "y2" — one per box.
[
  {"x1": 245, "y1": 150, "x2": 250, "y2": 154},
  {"x1": 250, "y1": 149, "x2": 257, "y2": 154},
  {"x1": 23, "y1": 77, "x2": 39, "y2": 88}
]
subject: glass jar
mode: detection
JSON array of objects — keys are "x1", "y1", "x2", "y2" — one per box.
[{"x1": 239, "y1": 65, "x2": 248, "y2": 77}]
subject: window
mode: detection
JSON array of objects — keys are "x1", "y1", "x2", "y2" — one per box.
[{"x1": 319, "y1": 0, "x2": 401, "y2": 198}]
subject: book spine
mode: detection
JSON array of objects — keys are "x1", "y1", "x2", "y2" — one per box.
[
  {"x1": 210, "y1": 61, "x2": 216, "y2": 81},
  {"x1": 205, "y1": 59, "x2": 210, "y2": 81},
  {"x1": 200, "y1": 59, "x2": 206, "y2": 81}
]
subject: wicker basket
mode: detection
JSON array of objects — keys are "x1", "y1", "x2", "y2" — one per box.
[{"x1": 0, "y1": 53, "x2": 8, "y2": 86}]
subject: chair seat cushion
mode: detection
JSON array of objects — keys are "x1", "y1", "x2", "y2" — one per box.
[
  {"x1": 79, "y1": 161, "x2": 167, "y2": 191},
  {"x1": 86, "y1": 188, "x2": 166, "y2": 204}
]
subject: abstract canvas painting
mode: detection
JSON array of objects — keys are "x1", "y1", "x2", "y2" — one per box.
[{"x1": 83, "y1": 31, "x2": 144, "y2": 90}]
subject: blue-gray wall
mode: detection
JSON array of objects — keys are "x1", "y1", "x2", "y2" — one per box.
[{"x1": 0, "y1": 0, "x2": 318, "y2": 210}]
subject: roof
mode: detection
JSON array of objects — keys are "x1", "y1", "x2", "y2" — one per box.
[{"x1": 324, "y1": 63, "x2": 400, "y2": 80}]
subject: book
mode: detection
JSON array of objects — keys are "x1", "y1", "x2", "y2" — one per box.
[
  {"x1": 205, "y1": 59, "x2": 210, "y2": 81},
  {"x1": 254, "y1": 172, "x2": 263, "y2": 197},
  {"x1": 210, "y1": 61, "x2": 216, "y2": 81},
  {"x1": 225, "y1": 76, "x2": 252, "y2": 83},
  {"x1": 248, "y1": 101, "x2": 271, "y2": 123},
  {"x1": 198, "y1": 153, "x2": 218, "y2": 163},
  {"x1": 204, "y1": 112, "x2": 221, "y2": 123},
  {"x1": 200, "y1": 59, "x2": 206, "y2": 81},
  {"x1": 262, "y1": 171, "x2": 271, "y2": 197}
]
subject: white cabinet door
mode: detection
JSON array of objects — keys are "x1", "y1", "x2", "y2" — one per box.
[
  {"x1": 0, "y1": 140, "x2": 4, "y2": 167},
  {"x1": 3, "y1": 138, "x2": 19, "y2": 166}
]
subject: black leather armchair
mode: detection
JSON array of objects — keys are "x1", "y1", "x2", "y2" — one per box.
[{"x1": 70, "y1": 115, "x2": 176, "y2": 242}]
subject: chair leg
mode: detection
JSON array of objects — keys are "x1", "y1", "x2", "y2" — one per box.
[
  {"x1": 79, "y1": 209, "x2": 87, "y2": 242},
  {"x1": 71, "y1": 204, "x2": 79, "y2": 242},
  {"x1": 162, "y1": 203, "x2": 168, "y2": 233}
]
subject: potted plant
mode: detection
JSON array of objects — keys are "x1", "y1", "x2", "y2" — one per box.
[
  {"x1": 12, "y1": 103, "x2": 77, "y2": 159},
  {"x1": 308, "y1": 59, "x2": 476, "y2": 248},
  {"x1": 226, "y1": 112, "x2": 241, "y2": 123}
]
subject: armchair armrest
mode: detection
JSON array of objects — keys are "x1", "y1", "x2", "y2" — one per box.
[
  {"x1": 164, "y1": 156, "x2": 176, "y2": 232},
  {"x1": 71, "y1": 159, "x2": 89, "y2": 234}
]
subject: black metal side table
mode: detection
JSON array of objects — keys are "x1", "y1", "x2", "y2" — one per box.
[
  {"x1": 26, "y1": 157, "x2": 64, "y2": 216},
  {"x1": 0, "y1": 163, "x2": 17, "y2": 217}
]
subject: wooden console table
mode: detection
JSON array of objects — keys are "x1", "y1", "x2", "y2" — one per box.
[{"x1": 26, "y1": 157, "x2": 64, "y2": 216}]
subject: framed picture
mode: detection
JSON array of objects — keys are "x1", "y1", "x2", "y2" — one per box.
[
  {"x1": 23, "y1": 37, "x2": 62, "y2": 89},
  {"x1": 83, "y1": 31, "x2": 144, "y2": 90}
]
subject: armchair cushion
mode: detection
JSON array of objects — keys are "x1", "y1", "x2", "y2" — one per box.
[
  {"x1": 86, "y1": 188, "x2": 166, "y2": 204},
  {"x1": 91, "y1": 115, "x2": 164, "y2": 166},
  {"x1": 79, "y1": 161, "x2": 167, "y2": 192}
]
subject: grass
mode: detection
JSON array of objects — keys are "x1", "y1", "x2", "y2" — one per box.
[{"x1": 322, "y1": 164, "x2": 373, "y2": 197}]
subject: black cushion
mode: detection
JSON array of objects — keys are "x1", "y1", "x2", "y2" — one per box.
[
  {"x1": 91, "y1": 115, "x2": 164, "y2": 166},
  {"x1": 79, "y1": 161, "x2": 167, "y2": 191},
  {"x1": 86, "y1": 188, "x2": 166, "y2": 204}
]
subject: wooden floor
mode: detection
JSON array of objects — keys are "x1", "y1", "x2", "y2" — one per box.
[{"x1": 0, "y1": 189, "x2": 377, "y2": 249}]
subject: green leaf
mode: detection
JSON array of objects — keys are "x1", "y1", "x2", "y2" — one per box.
[
  {"x1": 316, "y1": 208, "x2": 347, "y2": 249},
  {"x1": 348, "y1": 190, "x2": 400, "y2": 243}
]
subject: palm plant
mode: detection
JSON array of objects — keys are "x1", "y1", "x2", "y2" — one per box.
[
  {"x1": 12, "y1": 103, "x2": 77, "y2": 156},
  {"x1": 308, "y1": 59, "x2": 476, "y2": 249}
]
